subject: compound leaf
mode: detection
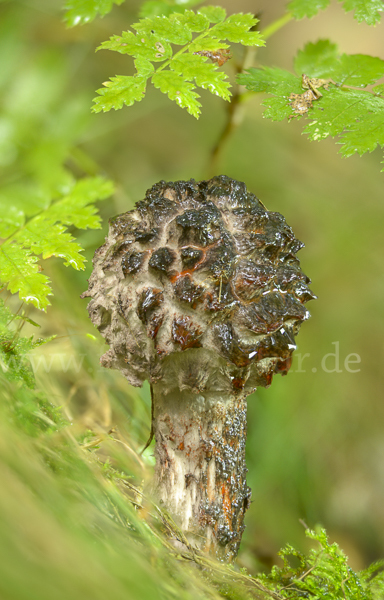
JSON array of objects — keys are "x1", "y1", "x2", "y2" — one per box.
[
  {"x1": 45, "y1": 177, "x2": 114, "y2": 229},
  {"x1": 94, "y1": 8, "x2": 264, "y2": 117},
  {"x1": 239, "y1": 40, "x2": 384, "y2": 169},
  {"x1": 64, "y1": 0, "x2": 125, "y2": 27},
  {"x1": 17, "y1": 224, "x2": 85, "y2": 269},
  {"x1": 288, "y1": 0, "x2": 331, "y2": 19},
  {"x1": 338, "y1": 0, "x2": 384, "y2": 24},
  {"x1": 0, "y1": 177, "x2": 113, "y2": 309}
]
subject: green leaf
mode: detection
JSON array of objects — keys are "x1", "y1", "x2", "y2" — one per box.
[
  {"x1": 238, "y1": 67, "x2": 302, "y2": 121},
  {"x1": 139, "y1": 0, "x2": 203, "y2": 18},
  {"x1": 0, "y1": 204, "x2": 25, "y2": 238},
  {"x1": 0, "y1": 244, "x2": 52, "y2": 310},
  {"x1": 152, "y1": 71, "x2": 201, "y2": 117},
  {"x1": 332, "y1": 54, "x2": 384, "y2": 86},
  {"x1": 238, "y1": 66, "x2": 300, "y2": 94},
  {"x1": 373, "y1": 83, "x2": 384, "y2": 95},
  {"x1": 241, "y1": 43, "x2": 384, "y2": 170},
  {"x1": 17, "y1": 223, "x2": 86, "y2": 269},
  {"x1": 304, "y1": 87, "x2": 384, "y2": 156},
  {"x1": 288, "y1": 0, "x2": 331, "y2": 19},
  {"x1": 92, "y1": 75, "x2": 148, "y2": 112},
  {"x1": 294, "y1": 40, "x2": 339, "y2": 76},
  {"x1": 134, "y1": 56, "x2": 156, "y2": 78},
  {"x1": 133, "y1": 14, "x2": 193, "y2": 44},
  {"x1": 188, "y1": 38, "x2": 229, "y2": 52},
  {"x1": 97, "y1": 31, "x2": 173, "y2": 62},
  {"x1": 95, "y1": 9, "x2": 264, "y2": 117},
  {"x1": 295, "y1": 41, "x2": 384, "y2": 86},
  {"x1": 197, "y1": 6, "x2": 226, "y2": 23},
  {"x1": 41, "y1": 177, "x2": 114, "y2": 229},
  {"x1": 0, "y1": 177, "x2": 113, "y2": 309},
  {"x1": 181, "y1": 10, "x2": 210, "y2": 31},
  {"x1": 171, "y1": 54, "x2": 231, "y2": 99},
  {"x1": 211, "y1": 14, "x2": 264, "y2": 46},
  {"x1": 64, "y1": 0, "x2": 125, "y2": 27},
  {"x1": 338, "y1": 0, "x2": 384, "y2": 24}
]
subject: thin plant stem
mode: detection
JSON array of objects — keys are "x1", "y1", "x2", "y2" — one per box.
[
  {"x1": 206, "y1": 12, "x2": 293, "y2": 176},
  {"x1": 260, "y1": 12, "x2": 293, "y2": 41}
]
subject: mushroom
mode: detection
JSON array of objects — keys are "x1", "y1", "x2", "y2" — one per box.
[{"x1": 81, "y1": 175, "x2": 315, "y2": 561}]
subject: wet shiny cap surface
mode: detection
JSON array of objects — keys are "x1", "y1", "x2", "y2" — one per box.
[{"x1": 82, "y1": 176, "x2": 316, "y2": 395}]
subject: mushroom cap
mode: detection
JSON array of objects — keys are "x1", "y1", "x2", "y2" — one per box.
[{"x1": 82, "y1": 176, "x2": 315, "y2": 396}]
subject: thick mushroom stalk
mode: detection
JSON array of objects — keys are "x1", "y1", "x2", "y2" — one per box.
[{"x1": 82, "y1": 176, "x2": 315, "y2": 561}]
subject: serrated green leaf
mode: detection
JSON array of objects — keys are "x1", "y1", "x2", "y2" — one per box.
[
  {"x1": 197, "y1": 6, "x2": 226, "y2": 23},
  {"x1": 139, "y1": 0, "x2": 203, "y2": 18},
  {"x1": 241, "y1": 50, "x2": 384, "y2": 169},
  {"x1": 238, "y1": 66, "x2": 300, "y2": 94},
  {"x1": 17, "y1": 223, "x2": 85, "y2": 269},
  {"x1": 304, "y1": 88, "x2": 384, "y2": 156},
  {"x1": 171, "y1": 54, "x2": 231, "y2": 100},
  {"x1": 211, "y1": 14, "x2": 264, "y2": 46},
  {"x1": 134, "y1": 56, "x2": 156, "y2": 78},
  {"x1": 152, "y1": 71, "x2": 201, "y2": 117},
  {"x1": 98, "y1": 31, "x2": 172, "y2": 62},
  {"x1": 262, "y1": 96, "x2": 294, "y2": 121},
  {"x1": 46, "y1": 177, "x2": 114, "y2": 229},
  {"x1": 92, "y1": 75, "x2": 148, "y2": 112},
  {"x1": 64, "y1": 0, "x2": 125, "y2": 27},
  {"x1": 188, "y1": 38, "x2": 230, "y2": 52},
  {"x1": 0, "y1": 244, "x2": 52, "y2": 310},
  {"x1": 0, "y1": 177, "x2": 112, "y2": 309},
  {"x1": 181, "y1": 10, "x2": 210, "y2": 31},
  {"x1": 95, "y1": 8, "x2": 265, "y2": 117},
  {"x1": 334, "y1": 54, "x2": 384, "y2": 86},
  {"x1": 133, "y1": 14, "x2": 193, "y2": 44},
  {"x1": 288, "y1": 0, "x2": 331, "y2": 19},
  {"x1": 295, "y1": 42, "x2": 384, "y2": 86},
  {"x1": 294, "y1": 40, "x2": 339, "y2": 76},
  {"x1": 238, "y1": 67, "x2": 302, "y2": 121},
  {"x1": 338, "y1": 0, "x2": 384, "y2": 24}
]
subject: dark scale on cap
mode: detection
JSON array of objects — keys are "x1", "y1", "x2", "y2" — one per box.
[
  {"x1": 148, "y1": 247, "x2": 176, "y2": 274},
  {"x1": 83, "y1": 176, "x2": 315, "y2": 394},
  {"x1": 121, "y1": 250, "x2": 147, "y2": 275}
]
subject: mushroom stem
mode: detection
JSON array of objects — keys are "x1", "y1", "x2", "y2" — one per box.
[{"x1": 152, "y1": 384, "x2": 250, "y2": 561}]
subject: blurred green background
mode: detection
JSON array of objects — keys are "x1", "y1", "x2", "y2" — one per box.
[{"x1": 1, "y1": 0, "x2": 384, "y2": 589}]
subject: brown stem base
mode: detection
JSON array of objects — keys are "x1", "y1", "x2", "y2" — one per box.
[{"x1": 152, "y1": 386, "x2": 251, "y2": 561}]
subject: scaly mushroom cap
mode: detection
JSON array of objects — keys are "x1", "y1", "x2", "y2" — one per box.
[{"x1": 82, "y1": 176, "x2": 315, "y2": 396}]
